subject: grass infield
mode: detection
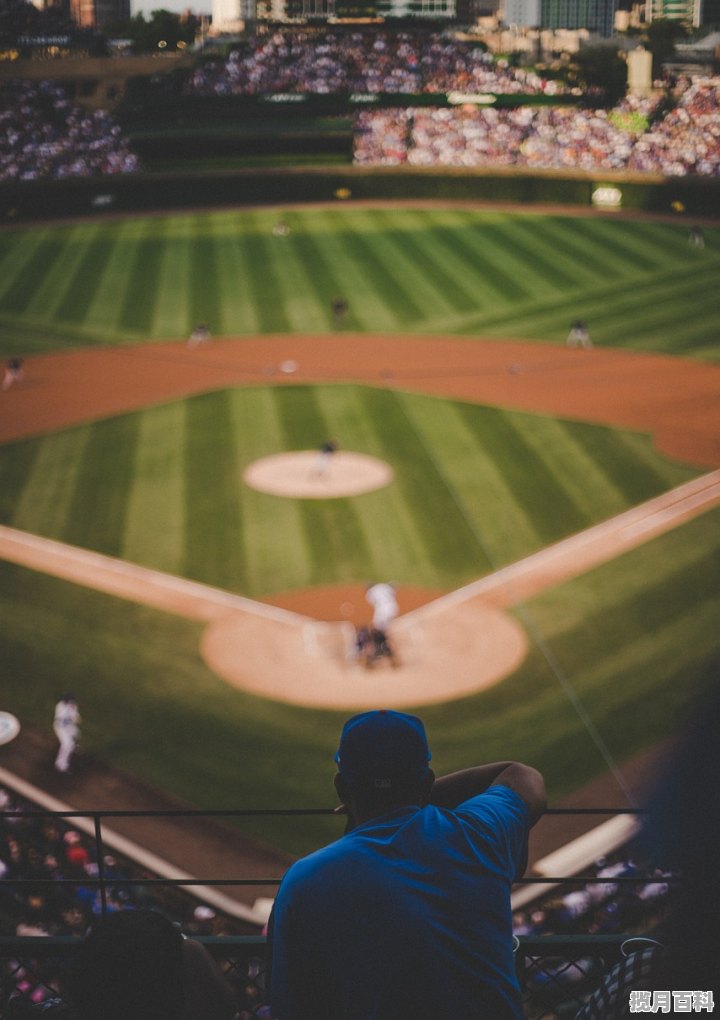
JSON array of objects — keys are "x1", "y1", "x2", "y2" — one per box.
[{"x1": 1, "y1": 206, "x2": 719, "y2": 855}]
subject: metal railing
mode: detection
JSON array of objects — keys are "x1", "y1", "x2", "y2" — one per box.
[
  {"x1": 0, "y1": 933, "x2": 650, "y2": 1019},
  {"x1": 0, "y1": 806, "x2": 670, "y2": 1019}
]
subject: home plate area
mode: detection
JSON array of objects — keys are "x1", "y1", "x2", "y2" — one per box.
[{"x1": 200, "y1": 598, "x2": 528, "y2": 710}]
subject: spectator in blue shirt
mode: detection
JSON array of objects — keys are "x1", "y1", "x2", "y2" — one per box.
[{"x1": 267, "y1": 709, "x2": 546, "y2": 1020}]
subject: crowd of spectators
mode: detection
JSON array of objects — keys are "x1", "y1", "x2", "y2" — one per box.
[
  {"x1": 354, "y1": 82, "x2": 720, "y2": 176},
  {"x1": 627, "y1": 76, "x2": 720, "y2": 176},
  {"x1": 1, "y1": 777, "x2": 674, "y2": 1013},
  {"x1": 187, "y1": 29, "x2": 566, "y2": 97},
  {"x1": 514, "y1": 852, "x2": 673, "y2": 941},
  {"x1": 0, "y1": 81, "x2": 140, "y2": 182},
  {"x1": 0, "y1": 785, "x2": 250, "y2": 1010}
]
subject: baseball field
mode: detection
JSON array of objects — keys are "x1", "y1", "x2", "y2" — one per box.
[{"x1": 1, "y1": 205, "x2": 719, "y2": 856}]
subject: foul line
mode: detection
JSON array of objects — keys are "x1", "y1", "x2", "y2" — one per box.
[
  {"x1": 0, "y1": 765, "x2": 267, "y2": 927},
  {"x1": 403, "y1": 470, "x2": 720, "y2": 622}
]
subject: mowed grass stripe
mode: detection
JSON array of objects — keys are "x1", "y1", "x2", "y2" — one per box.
[
  {"x1": 332, "y1": 210, "x2": 426, "y2": 326},
  {"x1": 497, "y1": 217, "x2": 585, "y2": 290},
  {"x1": 457, "y1": 403, "x2": 586, "y2": 546},
  {"x1": 507, "y1": 415, "x2": 631, "y2": 526},
  {"x1": 274, "y1": 386, "x2": 372, "y2": 584},
  {"x1": 213, "y1": 215, "x2": 260, "y2": 335},
  {"x1": 151, "y1": 217, "x2": 191, "y2": 340},
  {"x1": 0, "y1": 231, "x2": 68, "y2": 316},
  {"x1": 646, "y1": 314, "x2": 720, "y2": 359},
  {"x1": 419, "y1": 210, "x2": 533, "y2": 305},
  {"x1": 379, "y1": 210, "x2": 485, "y2": 314},
  {"x1": 314, "y1": 386, "x2": 438, "y2": 585},
  {"x1": 559, "y1": 217, "x2": 663, "y2": 274},
  {"x1": 470, "y1": 259, "x2": 720, "y2": 342},
  {"x1": 0, "y1": 228, "x2": 56, "y2": 307},
  {"x1": 601, "y1": 219, "x2": 689, "y2": 267},
  {"x1": 362, "y1": 388, "x2": 492, "y2": 582},
  {"x1": 300, "y1": 211, "x2": 403, "y2": 332},
  {"x1": 230, "y1": 387, "x2": 311, "y2": 596},
  {"x1": 23, "y1": 226, "x2": 91, "y2": 323},
  {"x1": 0, "y1": 437, "x2": 41, "y2": 525},
  {"x1": 549, "y1": 550, "x2": 720, "y2": 689},
  {"x1": 598, "y1": 282, "x2": 720, "y2": 348},
  {"x1": 469, "y1": 221, "x2": 575, "y2": 299},
  {"x1": 188, "y1": 215, "x2": 221, "y2": 333},
  {"x1": 240, "y1": 212, "x2": 293, "y2": 333},
  {"x1": 123, "y1": 402, "x2": 186, "y2": 576},
  {"x1": 183, "y1": 390, "x2": 245, "y2": 591},
  {"x1": 62, "y1": 415, "x2": 139, "y2": 557},
  {"x1": 54, "y1": 225, "x2": 117, "y2": 326},
  {"x1": 11, "y1": 427, "x2": 92, "y2": 540},
  {"x1": 396, "y1": 392, "x2": 540, "y2": 568},
  {"x1": 82, "y1": 220, "x2": 137, "y2": 337},
  {"x1": 262, "y1": 216, "x2": 339, "y2": 333},
  {"x1": 118, "y1": 220, "x2": 165, "y2": 335},
  {"x1": 369, "y1": 210, "x2": 465, "y2": 320},
  {"x1": 538, "y1": 217, "x2": 628, "y2": 281}
]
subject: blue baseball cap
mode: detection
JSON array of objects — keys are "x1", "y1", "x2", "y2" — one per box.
[{"x1": 335, "y1": 710, "x2": 431, "y2": 789}]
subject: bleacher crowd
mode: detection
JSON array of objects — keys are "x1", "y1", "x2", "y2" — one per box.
[
  {"x1": 354, "y1": 78, "x2": 720, "y2": 175},
  {"x1": 0, "y1": 81, "x2": 140, "y2": 182},
  {"x1": 187, "y1": 29, "x2": 566, "y2": 97},
  {"x1": 0, "y1": 785, "x2": 252, "y2": 1011},
  {"x1": 1, "y1": 779, "x2": 673, "y2": 1013}
]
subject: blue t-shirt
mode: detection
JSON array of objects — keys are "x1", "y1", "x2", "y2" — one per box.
[{"x1": 268, "y1": 784, "x2": 529, "y2": 1020}]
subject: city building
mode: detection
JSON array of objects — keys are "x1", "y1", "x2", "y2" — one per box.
[
  {"x1": 645, "y1": 0, "x2": 700, "y2": 23},
  {"x1": 70, "y1": 0, "x2": 130, "y2": 28},
  {"x1": 503, "y1": 0, "x2": 616, "y2": 36}
]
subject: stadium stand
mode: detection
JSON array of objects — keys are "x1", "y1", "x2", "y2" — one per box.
[
  {"x1": 353, "y1": 80, "x2": 719, "y2": 175},
  {"x1": 0, "y1": 81, "x2": 140, "y2": 181},
  {"x1": 2, "y1": 778, "x2": 678, "y2": 1016},
  {"x1": 187, "y1": 30, "x2": 566, "y2": 97}
]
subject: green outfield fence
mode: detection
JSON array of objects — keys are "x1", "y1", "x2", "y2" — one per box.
[
  {"x1": 2, "y1": 166, "x2": 719, "y2": 223},
  {"x1": 0, "y1": 806, "x2": 671, "y2": 1019}
]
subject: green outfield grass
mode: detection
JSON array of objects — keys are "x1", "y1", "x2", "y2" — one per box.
[
  {"x1": 1, "y1": 205, "x2": 719, "y2": 861},
  {"x1": 0, "y1": 208, "x2": 718, "y2": 359},
  {"x1": 1, "y1": 503, "x2": 718, "y2": 856},
  {"x1": 0, "y1": 386, "x2": 697, "y2": 596}
]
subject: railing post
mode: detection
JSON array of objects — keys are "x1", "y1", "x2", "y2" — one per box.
[{"x1": 93, "y1": 813, "x2": 108, "y2": 916}]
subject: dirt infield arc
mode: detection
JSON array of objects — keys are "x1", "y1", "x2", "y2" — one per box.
[{"x1": 1, "y1": 335, "x2": 720, "y2": 708}]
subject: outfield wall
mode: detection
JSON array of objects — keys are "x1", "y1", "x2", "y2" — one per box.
[{"x1": 2, "y1": 166, "x2": 719, "y2": 223}]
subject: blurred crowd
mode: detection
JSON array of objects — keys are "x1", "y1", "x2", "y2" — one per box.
[
  {"x1": 1, "y1": 778, "x2": 673, "y2": 1011},
  {"x1": 187, "y1": 29, "x2": 566, "y2": 96},
  {"x1": 354, "y1": 77, "x2": 720, "y2": 176},
  {"x1": 513, "y1": 851, "x2": 673, "y2": 941},
  {"x1": 0, "y1": 80, "x2": 140, "y2": 182},
  {"x1": 0, "y1": 785, "x2": 246, "y2": 1008}
]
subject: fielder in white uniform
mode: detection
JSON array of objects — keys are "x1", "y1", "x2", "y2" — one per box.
[
  {"x1": 54, "y1": 694, "x2": 80, "y2": 773},
  {"x1": 365, "y1": 583, "x2": 399, "y2": 631}
]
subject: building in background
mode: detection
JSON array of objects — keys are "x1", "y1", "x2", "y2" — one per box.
[
  {"x1": 645, "y1": 0, "x2": 700, "y2": 23},
  {"x1": 70, "y1": 0, "x2": 130, "y2": 28},
  {"x1": 502, "y1": 0, "x2": 616, "y2": 35}
]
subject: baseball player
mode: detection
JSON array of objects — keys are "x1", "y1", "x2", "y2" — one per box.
[
  {"x1": 566, "y1": 320, "x2": 592, "y2": 350},
  {"x1": 54, "y1": 693, "x2": 80, "y2": 773},
  {"x1": 365, "y1": 582, "x2": 399, "y2": 632}
]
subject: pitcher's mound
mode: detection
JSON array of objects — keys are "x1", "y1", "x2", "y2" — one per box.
[{"x1": 243, "y1": 451, "x2": 393, "y2": 498}]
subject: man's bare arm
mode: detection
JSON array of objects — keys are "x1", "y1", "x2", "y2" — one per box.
[{"x1": 428, "y1": 763, "x2": 547, "y2": 826}]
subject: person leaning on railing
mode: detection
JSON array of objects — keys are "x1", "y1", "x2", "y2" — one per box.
[
  {"x1": 266, "y1": 709, "x2": 546, "y2": 1020},
  {"x1": 8, "y1": 908, "x2": 239, "y2": 1020}
]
